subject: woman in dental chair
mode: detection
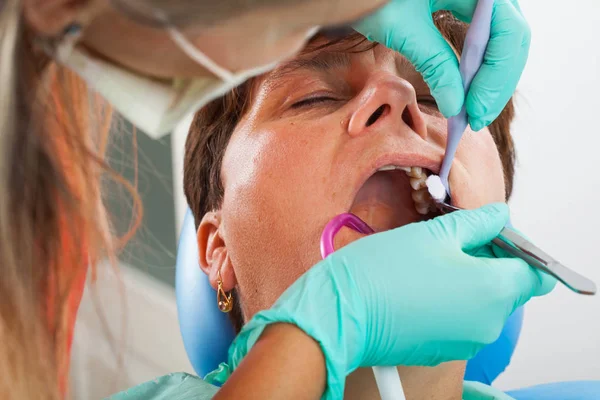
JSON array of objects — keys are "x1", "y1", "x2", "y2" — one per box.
[{"x1": 111, "y1": 14, "x2": 597, "y2": 400}]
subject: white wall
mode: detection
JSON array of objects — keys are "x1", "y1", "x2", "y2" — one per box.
[
  {"x1": 494, "y1": 0, "x2": 600, "y2": 390},
  {"x1": 172, "y1": 113, "x2": 195, "y2": 236},
  {"x1": 70, "y1": 265, "x2": 193, "y2": 399}
]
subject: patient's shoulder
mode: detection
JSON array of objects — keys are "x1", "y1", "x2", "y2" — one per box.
[{"x1": 106, "y1": 372, "x2": 219, "y2": 400}]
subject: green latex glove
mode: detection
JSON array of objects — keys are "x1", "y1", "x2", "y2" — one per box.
[
  {"x1": 353, "y1": 0, "x2": 530, "y2": 131},
  {"x1": 228, "y1": 204, "x2": 555, "y2": 399}
]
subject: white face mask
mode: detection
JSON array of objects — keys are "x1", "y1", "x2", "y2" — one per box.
[{"x1": 53, "y1": 24, "x2": 320, "y2": 139}]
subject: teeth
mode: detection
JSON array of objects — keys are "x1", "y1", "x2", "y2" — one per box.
[
  {"x1": 377, "y1": 165, "x2": 411, "y2": 172},
  {"x1": 373, "y1": 165, "x2": 436, "y2": 216},
  {"x1": 410, "y1": 175, "x2": 427, "y2": 190},
  {"x1": 411, "y1": 188, "x2": 429, "y2": 203},
  {"x1": 403, "y1": 167, "x2": 436, "y2": 216},
  {"x1": 415, "y1": 203, "x2": 431, "y2": 215},
  {"x1": 407, "y1": 167, "x2": 423, "y2": 178}
]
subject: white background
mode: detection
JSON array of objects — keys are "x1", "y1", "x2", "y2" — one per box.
[
  {"x1": 494, "y1": 0, "x2": 600, "y2": 389},
  {"x1": 73, "y1": 0, "x2": 600, "y2": 397}
]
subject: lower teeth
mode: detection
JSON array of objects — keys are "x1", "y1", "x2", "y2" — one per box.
[{"x1": 405, "y1": 167, "x2": 434, "y2": 215}]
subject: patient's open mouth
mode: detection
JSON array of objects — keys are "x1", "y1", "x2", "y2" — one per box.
[{"x1": 349, "y1": 165, "x2": 439, "y2": 233}]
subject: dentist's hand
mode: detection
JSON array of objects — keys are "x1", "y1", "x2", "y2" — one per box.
[
  {"x1": 353, "y1": 0, "x2": 530, "y2": 131},
  {"x1": 228, "y1": 204, "x2": 554, "y2": 399}
]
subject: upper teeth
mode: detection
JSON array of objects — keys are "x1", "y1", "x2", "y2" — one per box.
[
  {"x1": 375, "y1": 165, "x2": 434, "y2": 215},
  {"x1": 377, "y1": 165, "x2": 411, "y2": 173}
]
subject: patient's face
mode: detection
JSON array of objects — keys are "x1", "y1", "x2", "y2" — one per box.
[{"x1": 218, "y1": 37, "x2": 506, "y2": 319}]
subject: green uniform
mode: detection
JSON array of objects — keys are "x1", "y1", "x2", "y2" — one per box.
[{"x1": 107, "y1": 364, "x2": 514, "y2": 400}]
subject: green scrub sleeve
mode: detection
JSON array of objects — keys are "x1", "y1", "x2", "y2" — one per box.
[
  {"x1": 106, "y1": 369, "x2": 515, "y2": 399},
  {"x1": 106, "y1": 373, "x2": 219, "y2": 400}
]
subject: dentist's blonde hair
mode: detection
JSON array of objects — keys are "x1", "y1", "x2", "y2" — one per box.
[
  {"x1": 0, "y1": 0, "x2": 141, "y2": 397},
  {"x1": 1, "y1": 0, "x2": 311, "y2": 397}
]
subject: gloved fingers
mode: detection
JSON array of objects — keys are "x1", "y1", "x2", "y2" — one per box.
[
  {"x1": 400, "y1": 20, "x2": 464, "y2": 117},
  {"x1": 509, "y1": 0, "x2": 524, "y2": 14},
  {"x1": 534, "y1": 272, "x2": 558, "y2": 296},
  {"x1": 489, "y1": 249, "x2": 557, "y2": 298},
  {"x1": 354, "y1": 3, "x2": 464, "y2": 117},
  {"x1": 465, "y1": 0, "x2": 531, "y2": 131},
  {"x1": 431, "y1": 0, "x2": 478, "y2": 23},
  {"x1": 465, "y1": 243, "x2": 495, "y2": 259},
  {"x1": 483, "y1": 256, "x2": 548, "y2": 311},
  {"x1": 430, "y1": 203, "x2": 510, "y2": 250},
  {"x1": 490, "y1": 232, "x2": 558, "y2": 297}
]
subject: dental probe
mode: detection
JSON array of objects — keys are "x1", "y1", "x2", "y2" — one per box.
[
  {"x1": 321, "y1": 214, "x2": 407, "y2": 400},
  {"x1": 426, "y1": 196, "x2": 597, "y2": 296},
  {"x1": 437, "y1": 0, "x2": 494, "y2": 195}
]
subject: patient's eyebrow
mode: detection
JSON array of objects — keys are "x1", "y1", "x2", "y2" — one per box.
[{"x1": 267, "y1": 51, "x2": 352, "y2": 83}]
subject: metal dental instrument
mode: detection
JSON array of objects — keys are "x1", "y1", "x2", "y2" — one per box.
[{"x1": 434, "y1": 201, "x2": 597, "y2": 296}]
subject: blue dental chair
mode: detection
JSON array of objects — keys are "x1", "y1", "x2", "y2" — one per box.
[{"x1": 176, "y1": 209, "x2": 599, "y2": 399}]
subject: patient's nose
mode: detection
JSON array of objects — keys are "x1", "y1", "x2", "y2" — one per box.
[{"x1": 347, "y1": 75, "x2": 427, "y2": 139}]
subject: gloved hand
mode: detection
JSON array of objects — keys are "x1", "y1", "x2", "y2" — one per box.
[
  {"x1": 353, "y1": 0, "x2": 530, "y2": 131},
  {"x1": 228, "y1": 204, "x2": 555, "y2": 399}
]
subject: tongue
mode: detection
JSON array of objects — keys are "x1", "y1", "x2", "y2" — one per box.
[{"x1": 350, "y1": 170, "x2": 422, "y2": 233}]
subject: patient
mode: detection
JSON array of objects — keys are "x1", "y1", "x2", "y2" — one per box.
[{"x1": 184, "y1": 12, "x2": 516, "y2": 400}]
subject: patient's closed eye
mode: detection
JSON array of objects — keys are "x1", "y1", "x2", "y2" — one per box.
[
  {"x1": 291, "y1": 95, "x2": 338, "y2": 109},
  {"x1": 417, "y1": 95, "x2": 439, "y2": 109}
]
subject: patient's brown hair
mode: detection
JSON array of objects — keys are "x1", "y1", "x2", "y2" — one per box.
[{"x1": 183, "y1": 12, "x2": 516, "y2": 331}]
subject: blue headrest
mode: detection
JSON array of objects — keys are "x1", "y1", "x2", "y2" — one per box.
[
  {"x1": 176, "y1": 209, "x2": 235, "y2": 377},
  {"x1": 176, "y1": 208, "x2": 523, "y2": 382},
  {"x1": 464, "y1": 306, "x2": 523, "y2": 384}
]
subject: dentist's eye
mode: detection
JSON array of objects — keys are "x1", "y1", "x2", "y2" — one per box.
[{"x1": 291, "y1": 96, "x2": 337, "y2": 109}]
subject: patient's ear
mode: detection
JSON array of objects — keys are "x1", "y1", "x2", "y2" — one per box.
[{"x1": 197, "y1": 211, "x2": 237, "y2": 292}]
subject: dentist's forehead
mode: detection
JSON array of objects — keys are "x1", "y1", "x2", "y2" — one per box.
[{"x1": 110, "y1": 0, "x2": 323, "y2": 28}]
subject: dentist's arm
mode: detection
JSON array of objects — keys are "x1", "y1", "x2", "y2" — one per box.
[
  {"x1": 353, "y1": 0, "x2": 530, "y2": 131},
  {"x1": 216, "y1": 324, "x2": 326, "y2": 400}
]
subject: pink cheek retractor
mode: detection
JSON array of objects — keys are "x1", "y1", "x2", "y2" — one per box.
[{"x1": 320, "y1": 213, "x2": 374, "y2": 258}]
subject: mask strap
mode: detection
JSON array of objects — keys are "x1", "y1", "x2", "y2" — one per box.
[
  {"x1": 148, "y1": 6, "x2": 235, "y2": 82},
  {"x1": 36, "y1": 23, "x2": 83, "y2": 63},
  {"x1": 167, "y1": 27, "x2": 236, "y2": 82}
]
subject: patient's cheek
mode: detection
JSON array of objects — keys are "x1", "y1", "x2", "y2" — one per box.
[{"x1": 460, "y1": 129, "x2": 506, "y2": 204}]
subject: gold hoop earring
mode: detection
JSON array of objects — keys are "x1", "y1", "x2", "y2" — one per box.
[{"x1": 217, "y1": 271, "x2": 233, "y2": 313}]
